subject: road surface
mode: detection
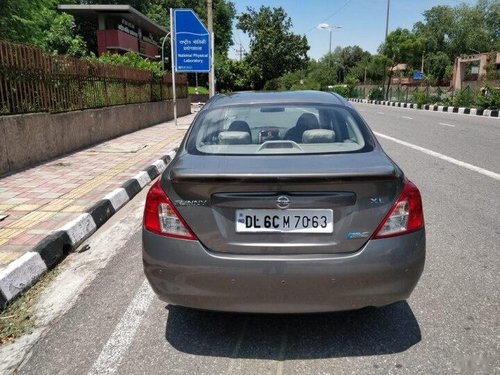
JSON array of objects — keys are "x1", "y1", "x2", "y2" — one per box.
[{"x1": 5, "y1": 103, "x2": 500, "y2": 374}]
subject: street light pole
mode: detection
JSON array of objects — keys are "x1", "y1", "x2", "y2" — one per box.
[
  {"x1": 161, "y1": 32, "x2": 171, "y2": 71},
  {"x1": 318, "y1": 23, "x2": 341, "y2": 61},
  {"x1": 329, "y1": 29, "x2": 332, "y2": 62},
  {"x1": 317, "y1": 23, "x2": 341, "y2": 85}
]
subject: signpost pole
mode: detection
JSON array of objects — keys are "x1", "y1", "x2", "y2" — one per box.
[
  {"x1": 170, "y1": 8, "x2": 177, "y2": 128},
  {"x1": 207, "y1": 0, "x2": 214, "y2": 97},
  {"x1": 210, "y1": 32, "x2": 215, "y2": 96}
]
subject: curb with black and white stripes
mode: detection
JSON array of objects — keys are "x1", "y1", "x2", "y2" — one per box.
[
  {"x1": 348, "y1": 98, "x2": 500, "y2": 118},
  {"x1": 0, "y1": 150, "x2": 176, "y2": 309}
]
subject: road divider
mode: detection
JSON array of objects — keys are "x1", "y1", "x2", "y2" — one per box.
[
  {"x1": 349, "y1": 98, "x2": 499, "y2": 119},
  {"x1": 0, "y1": 151, "x2": 176, "y2": 310}
]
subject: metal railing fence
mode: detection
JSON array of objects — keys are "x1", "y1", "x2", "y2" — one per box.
[
  {"x1": 0, "y1": 39, "x2": 187, "y2": 115},
  {"x1": 351, "y1": 84, "x2": 499, "y2": 109}
]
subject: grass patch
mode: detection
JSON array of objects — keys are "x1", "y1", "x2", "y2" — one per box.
[
  {"x1": 188, "y1": 86, "x2": 209, "y2": 95},
  {"x1": 0, "y1": 267, "x2": 60, "y2": 345}
]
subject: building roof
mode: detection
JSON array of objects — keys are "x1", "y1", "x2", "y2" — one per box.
[
  {"x1": 391, "y1": 63, "x2": 408, "y2": 71},
  {"x1": 58, "y1": 4, "x2": 167, "y2": 36}
]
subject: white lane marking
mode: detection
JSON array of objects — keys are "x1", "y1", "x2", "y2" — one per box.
[
  {"x1": 438, "y1": 122, "x2": 456, "y2": 127},
  {"x1": 353, "y1": 102, "x2": 500, "y2": 122},
  {"x1": 376, "y1": 111, "x2": 385, "y2": 115},
  {"x1": 374, "y1": 132, "x2": 500, "y2": 182},
  {"x1": 402, "y1": 116, "x2": 413, "y2": 120},
  {"x1": 225, "y1": 316, "x2": 250, "y2": 375},
  {"x1": 88, "y1": 279, "x2": 154, "y2": 375}
]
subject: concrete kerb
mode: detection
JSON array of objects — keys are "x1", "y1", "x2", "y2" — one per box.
[
  {"x1": 0, "y1": 152, "x2": 176, "y2": 309},
  {"x1": 348, "y1": 98, "x2": 499, "y2": 118}
]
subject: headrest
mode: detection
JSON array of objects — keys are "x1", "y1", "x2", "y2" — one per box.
[
  {"x1": 295, "y1": 113, "x2": 319, "y2": 132},
  {"x1": 302, "y1": 129, "x2": 336, "y2": 143},
  {"x1": 228, "y1": 120, "x2": 251, "y2": 133},
  {"x1": 218, "y1": 131, "x2": 251, "y2": 145}
]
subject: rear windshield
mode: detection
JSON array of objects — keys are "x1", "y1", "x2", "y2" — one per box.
[{"x1": 186, "y1": 103, "x2": 374, "y2": 155}]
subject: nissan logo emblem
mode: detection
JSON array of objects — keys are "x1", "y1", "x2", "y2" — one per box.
[{"x1": 276, "y1": 196, "x2": 290, "y2": 209}]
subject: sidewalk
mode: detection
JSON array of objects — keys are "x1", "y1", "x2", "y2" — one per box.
[{"x1": 0, "y1": 110, "x2": 195, "y2": 307}]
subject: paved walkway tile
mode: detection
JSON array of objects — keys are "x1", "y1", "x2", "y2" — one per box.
[{"x1": 0, "y1": 112, "x2": 194, "y2": 269}]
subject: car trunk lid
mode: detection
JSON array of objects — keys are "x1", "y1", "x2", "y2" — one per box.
[{"x1": 164, "y1": 151, "x2": 403, "y2": 254}]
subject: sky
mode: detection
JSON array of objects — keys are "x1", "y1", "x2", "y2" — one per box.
[{"x1": 228, "y1": 0, "x2": 477, "y2": 60}]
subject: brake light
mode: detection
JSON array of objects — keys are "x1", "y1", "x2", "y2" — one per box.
[
  {"x1": 373, "y1": 180, "x2": 424, "y2": 239},
  {"x1": 143, "y1": 180, "x2": 197, "y2": 240}
]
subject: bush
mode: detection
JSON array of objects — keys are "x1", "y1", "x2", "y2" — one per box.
[
  {"x1": 329, "y1": 85, "x2": 350, "y2": 97},
  {"x1": 475, "y1": 86, "x2": 500, "y2": 110},
  {"x1": 289, "y1": 79, "x2": 321, "y2": 91},
  {"x1": 89, "y1": 52, "x2": 164, "y2": 78},
  {"x1": 452, "y1": 87, "x2": 476, "y2": 108},
  {"x1": 412, "y1": 90, "x2": 428, "y2": 107},
  {"x1": 369, "y1": 86, "x2": 384, "y2": 100},
  {"x1": 264, "y1": 78, "x2": 281, "y2": 91}
]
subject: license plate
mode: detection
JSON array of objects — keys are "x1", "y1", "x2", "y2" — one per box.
[{"x1": 235, "y1": 209, "x2": 333, "y2": 233}]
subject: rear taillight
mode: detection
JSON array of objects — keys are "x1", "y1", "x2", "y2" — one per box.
[
  {"x1": 373, "y1": 180, "x2": 424, "y2": 239},
  {"x1": 143, "y1": 180, "x2": 197, "y2": 240}
]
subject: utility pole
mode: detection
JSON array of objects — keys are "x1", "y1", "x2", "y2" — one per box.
[
  {"x1": 385, "y1": 0, "x2": 390, "y2": 41},
  {"x1": 207, "y1": 0, "x2": 215, "y2": 97},
  {"x1": 383, "y1": 0, "x2": 390, "y2": 100},
  {"x1": 236, "y1": 43, "x2": 245, "y2": 61}
]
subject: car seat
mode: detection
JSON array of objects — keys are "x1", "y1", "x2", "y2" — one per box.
[{"x1": 284, "y1": 113, "x2": 319, "y2": 143}]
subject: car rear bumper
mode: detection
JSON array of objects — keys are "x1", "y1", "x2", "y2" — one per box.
[{"x1": 142, "y1": 229, "x2": 425, "y2": 313}]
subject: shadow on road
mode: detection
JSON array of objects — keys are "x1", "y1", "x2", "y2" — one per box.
[{"x1": 164, "y1": 301, "x2": 421, "y2": 360}]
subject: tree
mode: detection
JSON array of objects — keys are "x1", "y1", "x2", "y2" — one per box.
[
  {"x1": 339, "y1": 46, "x2": 370, "y2": 71},
  {"x1": 44, "y1": 13, "x2": 88, "y2": 57},
  {"x1": 414, "y1": 1, "x2": 500, "y2": 60},
  {"x1": 413, "y1": 5, "x2": 454, "y2": 56},
  {"x1": 308, "y1": 57, "x2": 338, "y2": 88},
  {"x1": 237, "y1": 6, "x2": 309, "y2": 89},
  {"x1": 366, "y1": 55, "x2": 392, "y2": 83},
  {"x1": 144, "y1": 0, "x2": 235, "y2": 57},
  {"x1": 331, "y1": 45, "x2": 370, "y2": 83},
  {"x1": 379, "y1": 28, "x2": 423, "y2": 97},
  {"x1": 448, "y1": 1, "x2": 498, "y2": 57},
  {"x1": 214, "y1": 54, "x2": 252, "y2": 92},
  {"x1": 425, "y1": 51, "x2": 451, "y2": 83},
  {"x1": 0, "y1": 0, "x2": 87, "y2": 56}
]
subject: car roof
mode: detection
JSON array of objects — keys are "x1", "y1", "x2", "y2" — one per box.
[{"x1": 204, "y1": 90, "x2": 349, "y2": 109}]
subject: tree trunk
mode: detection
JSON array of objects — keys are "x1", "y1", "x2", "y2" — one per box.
[{"x1": 385, "y1": 63, "x2": 396, "y2": 100}]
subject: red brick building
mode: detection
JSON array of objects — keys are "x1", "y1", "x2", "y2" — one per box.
[{"x1": 58, "y1": 4, "x2": 166, "y2": 59}]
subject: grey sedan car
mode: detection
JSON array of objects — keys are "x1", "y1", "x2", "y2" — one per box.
[{"x1": 142, "y1": 91, "x2": 425, "y2": 313}]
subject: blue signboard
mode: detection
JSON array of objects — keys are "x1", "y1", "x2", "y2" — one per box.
[
  {"x1": 174, "y1": 9, "x2": 210, "y2": 73},
  {"x1": 413, "y1": 72, "x2": 425, "y2": 80}
]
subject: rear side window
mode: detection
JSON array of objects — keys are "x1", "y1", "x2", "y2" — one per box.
[{"x1": 186, "y1": 104, "x2": 373, "y2": 155}]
